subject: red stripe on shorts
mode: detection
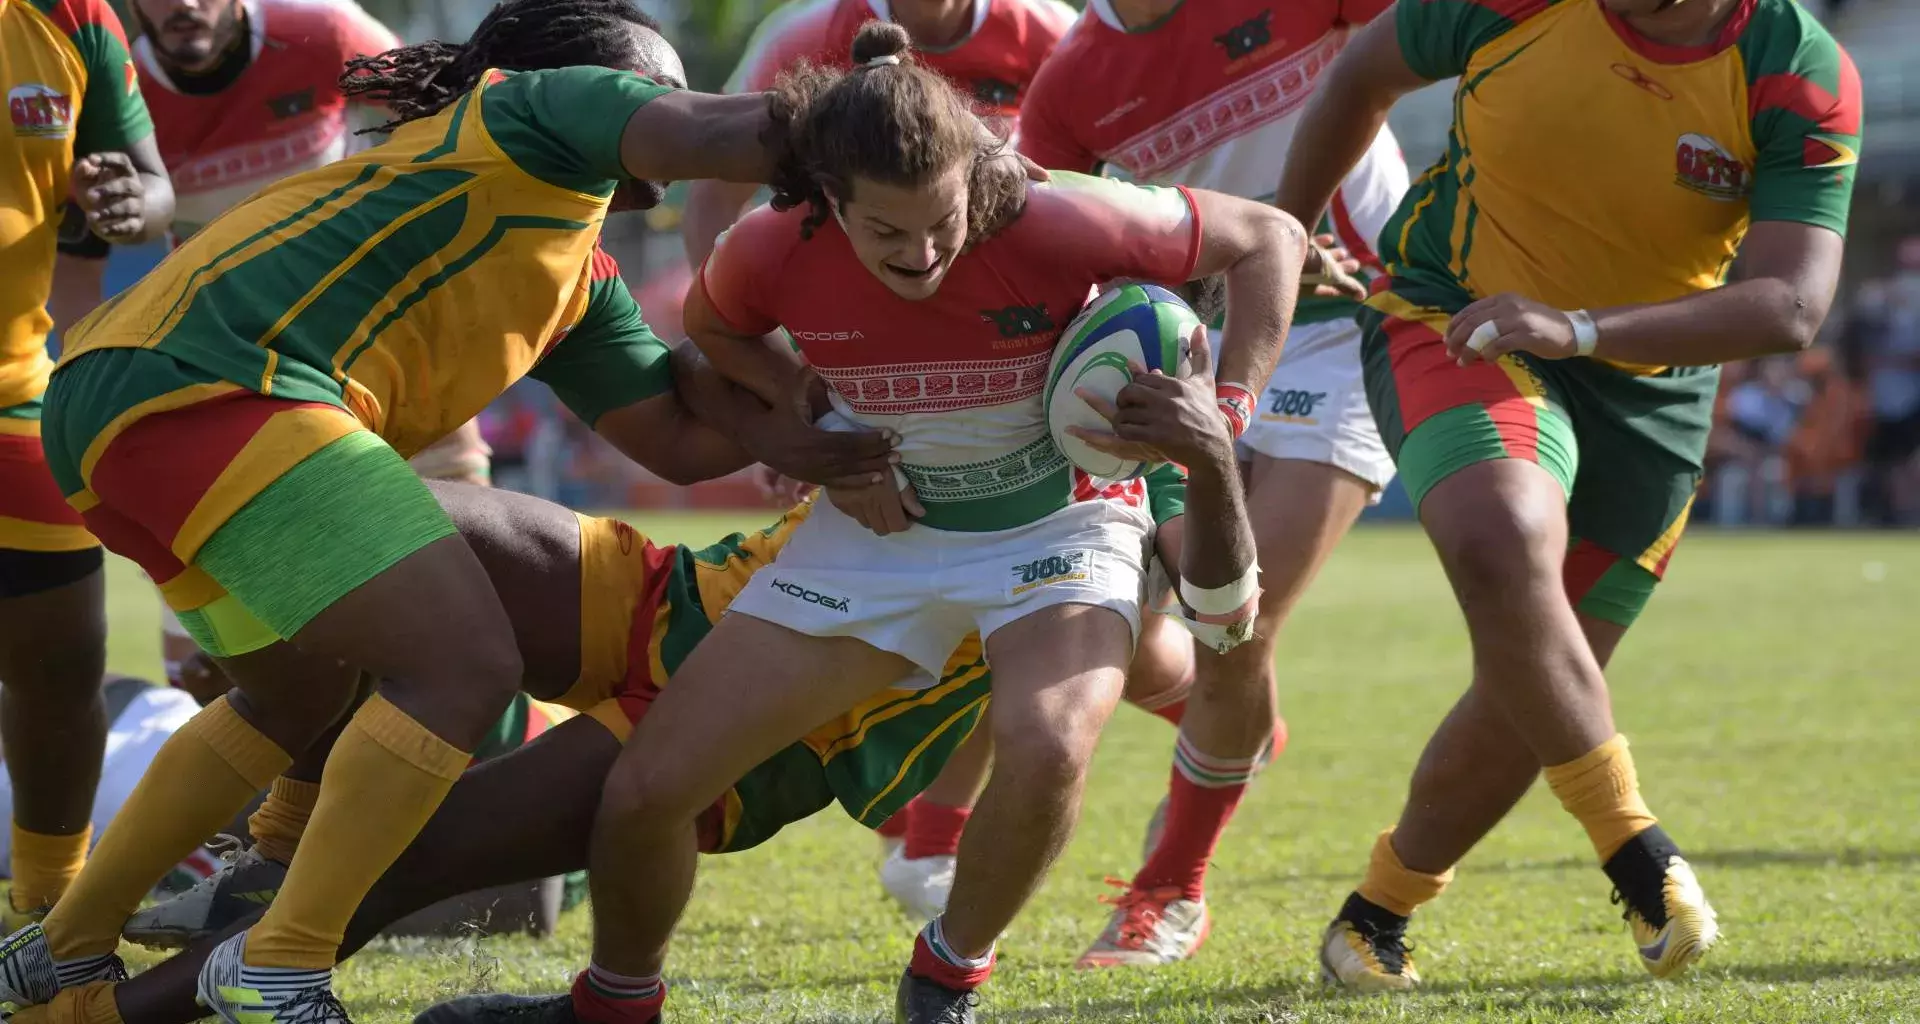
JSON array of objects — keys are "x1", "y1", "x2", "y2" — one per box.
[
  {"x1": 0, "y1": 434, "x2": 86, "y2": 527},
  {"x1": 87, "y1": 393, "x2": 326, "y2": 549},
  {"x1": 611, "y1": 539, "x2": 684, "y2": 727},
  {"x1": 1562, "y1": 538, "x2": 1617, "y2": 607},
  {"x1": 1487, "y1": 400, "x2": 1540, "y2": 464},
  {"x1": 1383, "y1": 314, "x2": 1525, "y2": 433}
]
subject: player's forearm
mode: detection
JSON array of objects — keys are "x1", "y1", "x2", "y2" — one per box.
[
  {"x1": 670, "y1": 339, "x2": 777, "y2": 445},
  {"x1": 682, "y1": 180, "x2": 760, "y2": 267},
  {"x1": 1176, "y1": 450, "x2": 1256, "y2": 591},
  {"x1": 621, "y1": 92, "x2": 786, "y2": 188},
  {"x1": 1590, "y1": 279, "x2": 1829, "y2": 367},
  {"x1": 1215, "y1": 206, "x2": 1306, "y2": 395},
  {"x1": 609, "y1": 399, "x2": 756, "y2": 485},
  {"x1": 1272, "y1": 37, "x2": 1401, "y2": 229}
]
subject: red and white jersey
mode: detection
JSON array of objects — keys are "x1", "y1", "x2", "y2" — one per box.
[
  {"x1": 698, "y1": 173, "x2": 1198, "y2": 531},
  {"x1": 1017, "y1": 0, "x2": 1408, "y2": 309},
  {"x1": 136, "y1": 0, "x2": 397, "y2": 237},
  {"x1": 724, "y1": 0, "x2": 1075, "y2": 123}
]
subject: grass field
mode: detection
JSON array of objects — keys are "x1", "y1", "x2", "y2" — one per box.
[{"x1": 101, "y1": 518, "x2": 1920, "y2": 1023}]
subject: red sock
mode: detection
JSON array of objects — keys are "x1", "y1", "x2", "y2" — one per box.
[
  {"x1": 1131, "y1": 732, "x2": 1261, "y2": 901},
  {"x1": 570, "y1": 965, "x2": 664, "y2": 1024},
  {"x1": 1149, "y1": 698, "x2": 1186, "y2": 727},
  {"x1": 904, "y1": 800, "x2": 970, "y2": 859},
  {"x1": 876, "y1": 802, "x2": 912, "y2": 840},
  {"x1": 909, "y1": 917, "x2": 995, "y2": 991}
]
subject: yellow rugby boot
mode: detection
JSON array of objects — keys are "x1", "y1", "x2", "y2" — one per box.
[
  {"x1": 1605, "y1": 827, "x2": 1719, "y2": 979},
  {"x1": 1318, "y1": 894, "x2": 1418, "y2": 992}
]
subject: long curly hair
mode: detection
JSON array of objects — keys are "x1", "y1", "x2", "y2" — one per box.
[
  {"x1": 765, "y1": 21, "x2": 1025, "y2": 247},
  {"x1": 339, "y1": 0, "x2": 664, "y2": 134}
]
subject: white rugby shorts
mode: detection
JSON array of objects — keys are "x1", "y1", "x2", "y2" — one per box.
[
  {"x1": 1228, "y1": 318, "x2": 1396, "y2": 499},
  {"x1": 727, "y1": 497, "x2": 1154, "y2": 684}
]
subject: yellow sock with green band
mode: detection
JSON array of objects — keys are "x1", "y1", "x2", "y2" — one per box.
[
  {"x1": 1356, "y1": 828, "x2": 1454, "y2": 917},
  {"x1": 1544, "y1": 734, "x2": 1658, "y2": 863},
  {"x1": 248, "y1": 778, "x2": 322, "y2": 865},
  {"x1": 10, "y1": 824, "x2": 91, "y2": 913},
  {"x1": 44, "y1": 697, "x2": 291, "y2": 959},
  {"x1": 242, "y1": 695, "x2": 470, "y2": 970}
]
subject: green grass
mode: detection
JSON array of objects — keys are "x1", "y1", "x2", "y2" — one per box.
[{"x1": 102, "y1": 521, "x2": 1920, "y2": 1023}]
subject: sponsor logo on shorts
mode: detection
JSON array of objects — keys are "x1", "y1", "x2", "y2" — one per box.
[
  {"x1": 8, "y1": 84, "x2": 73, "y2": 139},
  {"x1": 1674, "y1": 133, "x2": 1750, "y2": 202},
  {"x1": 769, "y1": 578, "x2": 849, "y2": 612},
  {"x1": 1010, "y1": 551, "x2": 1090, "y2": 596},
  {"x1": 1262, "y1": 388, "x2": 1327, "y2": 424}
]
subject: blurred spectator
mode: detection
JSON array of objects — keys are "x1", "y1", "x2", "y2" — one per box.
[
  {"x1": 1862, "y1": 273, "x2": 1920, "y2": 525},
  {"x1": 1715, "y1": 357, "x2": 1810, "y2": 526},
  {"x1": 1785, "y1": 348, "x2": 1872, "y2": 525}
]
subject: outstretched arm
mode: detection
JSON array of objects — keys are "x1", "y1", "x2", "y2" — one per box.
[{"x1": 619, "y1": 91, "x2": 788, "y2": 187}]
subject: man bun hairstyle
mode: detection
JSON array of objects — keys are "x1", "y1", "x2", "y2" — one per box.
[{"x1": 766, "y1": 20, "x2": 1025, "y2": 244}]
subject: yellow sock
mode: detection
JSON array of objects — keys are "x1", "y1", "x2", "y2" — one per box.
[
  {"x1": 8, "y1": 980, "x2": 123, "y2": 1024},
  {"x1": 1356, "y1": 828, "x2": 1454, "y2": 917},
  {"x1": 10, "y1": 824, "x2": 91, "y2": 912},
  {"x1": 247, "y1": 778, "x2": 321, "y2": 865},
  {"x1": 43, "y1": 697, "x2": 290, "y2": 960},
  {"x1": 243, "y1": 695, "x2": 468, "y2": 970},
  {"x1": 1544, "y1": 734, "x2": 1658, "y2": 863}
]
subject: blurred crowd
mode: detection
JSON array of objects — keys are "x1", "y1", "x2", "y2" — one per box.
[{"x1": 1702, "y1": 244, "x2": 1920, "y2": 528}]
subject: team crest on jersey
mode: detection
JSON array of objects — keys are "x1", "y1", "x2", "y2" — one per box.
[
  {"x1": 1674, "y1": 133, "x2": 1750, "y2": 202},
  {"x1": 973, "y1": 78, "x2": 1019, "y2": 108},
  {"x1": 8, "y1": 84, "x2": 73, "y2": 140},
  {"x1": 981, "y1": 304, "x2": 1054, "y2": 339},
  {"x1": 267, "y1": 88, "x2": 317, "y2": 119},
  {"x1": 1214, "y1": 10, "x2": 1276, "y2": 64}
]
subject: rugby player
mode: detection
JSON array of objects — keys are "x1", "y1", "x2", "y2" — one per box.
[
  {"x1": 1, "y1": 0, "x2": 174, "y2": 928},
  {"x1": 565, "y1": 23, "x2": 1325, "y2": 1024},
  {"x1": 681, "y1": 0, "x2": 1075, "y2": 266},
  {"x1": 1011, "y1": 0, "x2": 1397, "y2": 966},
  {"x1": 0, "y1": 3, "x2": 905, "y2": 1022},
  {"x1": 1274, "y1": 0, "x2": 1860, "y2": 989}
]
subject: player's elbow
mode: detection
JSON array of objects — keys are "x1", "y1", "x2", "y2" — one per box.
[
  {"x1": 1762, "y1": 277, "x2": 1830, "y2": 354},
  {"x1": 1231, "y1": 203, "x2": 1307, "y2": 271}
]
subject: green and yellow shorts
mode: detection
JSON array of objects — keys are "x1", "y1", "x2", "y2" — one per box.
[
  {"x1": 0, "y1": 397, "x2": 96, "y2": 553},
  {"x1": 40, "y1": 348, "x2": 456, "y2": 657},
  {"x1": 1358, "y1": 278, "x2": 1720, "y2": 627},
  {"x1": 563, "y1": 507, "x2": 992, "y2": 855}
]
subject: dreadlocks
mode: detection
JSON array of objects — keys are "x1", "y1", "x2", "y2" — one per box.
[{"x1": 341, "y1": 0, "x2": 664, "y2": 133}]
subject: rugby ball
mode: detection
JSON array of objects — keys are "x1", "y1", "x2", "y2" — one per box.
[{"x1": 1044, "y1": 284, "x2": 1201, "y2": 480}]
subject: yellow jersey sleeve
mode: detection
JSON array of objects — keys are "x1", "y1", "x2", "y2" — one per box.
[{"x1": 528, "y1": 250, "x2": 673, "y2": 428}]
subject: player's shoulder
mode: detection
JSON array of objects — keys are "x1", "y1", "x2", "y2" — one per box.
[
  {"x1": 590, "y1": 244, "x2": 624, "y2": 283},
  {"x1": 28, "y1": 0, "x2": 130, "y2": 43},
  {"x1": 725, "y1": 0, "x2": 852, "y2": 92},
  {"x1": 1733, "y1": 0, "x2": 1854, "y2": 83},
  {"x1": 258, "y1": 0, "x2": 399, "y2": 56},
  {"x1": 719, "y1": 202, "x2": 812, "y2": 264}
]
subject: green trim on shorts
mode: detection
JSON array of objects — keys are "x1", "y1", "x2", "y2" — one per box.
[
  {"x1": 1396, "y1": 402, "x2": 1578, "y2": 510},
  {"x1": 0, "y1": 397, "x2": 42, "y2": 421},
  {"x1": 195, "y1": 431, "x2": 457, "y2": 640},
  {"x1": 1575, "y1": 558, "x2": 1659, "y2": 627},
  {"x1": 174, "y1": 593, "x2": 282, "y2": 659}
]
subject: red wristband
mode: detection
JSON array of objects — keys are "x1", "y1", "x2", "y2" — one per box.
[{"x1": 1216, "y1": 382, "x2": 1255, "y2": 440}]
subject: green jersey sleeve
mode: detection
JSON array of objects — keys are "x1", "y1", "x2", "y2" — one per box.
[
  {"x1": 529, "y1": 251, "x2": 673, "y2": 428},
  {"x1": 479, "y1": 66, "x2": 674, "y2": 193},
  {"x1": 50, "y1": 0, "x2": 152, "y2": 155},
  {"x1": 1397, "y1": 0, "x2": 1554, "y2": 82},
  {"x1": 1738, "y1": 11, "x2": 1863, "y2": 235},
  {"x1": 1145, "y1": 462, "x2": 1188, "y2": 526}
]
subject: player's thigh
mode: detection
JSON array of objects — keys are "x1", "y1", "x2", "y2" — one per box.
[
  {"x1": 600, "y1": 613, "x2": 915, "y2": 825},
  {"x1": 982, "y1": 603, "x2": 1132, "y2": 774},
  {"x1": 1243, "y1": 456, "x2": 1375, "y2": 627},
  {"x1": 0, "y1": 550, "x2": 105, "y2": 691}
]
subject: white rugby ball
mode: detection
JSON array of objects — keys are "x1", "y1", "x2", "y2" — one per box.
[{"x1": 1044, "y1": 284, "x2": 1201, "y2": 480}]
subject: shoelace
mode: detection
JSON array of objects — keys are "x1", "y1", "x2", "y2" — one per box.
[
  {"x1": 1094, "y1": 877, "x2": 1182, "y2": 949},
  {"x1": 1347, "y1": 916, "x2": 1414, "y2": 975},
  {"x1": 928, "y1": 989, "x2": 979, "y2": 1024},
  {"x1": 204, "y1": 834, "x2": 247, "y2": 864},
  {"x1": 276, "y1": 986, "x2": 350, "y2": 1024}
]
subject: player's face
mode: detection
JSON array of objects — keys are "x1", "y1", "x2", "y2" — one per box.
[
  {"x1": 836, "y1": 165, "x2": 970, "y2": 301},
  {"x1": 136, "y1": 0, "x2": 244, "y2": 71}
]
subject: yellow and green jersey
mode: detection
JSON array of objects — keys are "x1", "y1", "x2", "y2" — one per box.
[
  {"x1": 59, "y1": 65, "x2": 678, "y2": 455},
  {"x1": 1383, "y1": 0, "x2": 1860, "y2": 368},
  {"x1": 1, "y1": 0, "x2": 150, "y2": 413}
]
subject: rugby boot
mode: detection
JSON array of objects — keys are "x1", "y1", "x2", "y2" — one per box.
[
  {"x1": 1605, "y1": 826, "x2": 1719, "y2": 979},
  {"x1": 880, "y1": 849, "x2": 954, "y2": 923},
  {"x1": 0, "y1": 922, "x2": 125, "y2": 1007},
  {"x1": 196, "y1": 930, "x2": 345, "y2": 1024},
  {"x1": 412, "y1": 994, "x2": 623, "y2": 1024},
  {"x1": 126, "y1": 843, "x2": 286, "y2": 949},
  {"x1": 1318, "y1": 893, "x2": 1418, "y2": 992},
  {"x1": 1075, "y1": 878, "x2": 1209, "y2": 968},
  {"x1": 894, "y1": 969, "x2": 976, "y2": 1024}
]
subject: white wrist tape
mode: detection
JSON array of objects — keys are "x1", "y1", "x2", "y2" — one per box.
[
  {"x1": 1564, "y1": 309, "x2": 1599, "y2": 357},
  {"x1": 1178, "y1": 562, "x2": 1260, "y2": 619},
  {"x1": 817, "y1": 408, "x2": 909, "y2": 491}
]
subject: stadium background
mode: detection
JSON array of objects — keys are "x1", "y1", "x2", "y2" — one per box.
[{"x1": 83, "y1": 0, "x2": 1920, "y2": 529}]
